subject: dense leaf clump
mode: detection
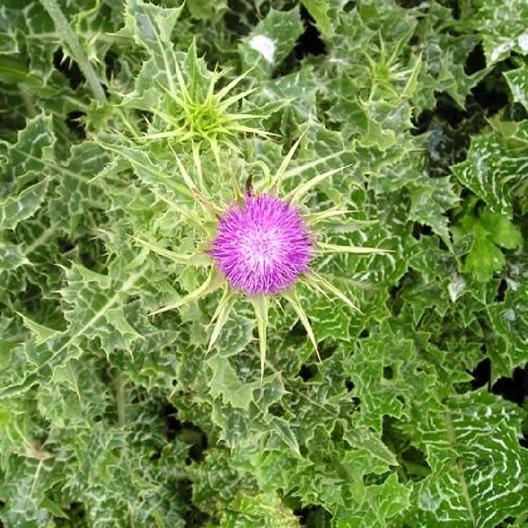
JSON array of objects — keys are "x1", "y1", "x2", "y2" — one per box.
[{"x1": 1, "y1": 1, "x2": 527, "y2": 526}]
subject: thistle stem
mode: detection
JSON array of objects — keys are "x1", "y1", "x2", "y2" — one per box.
[
  {"x1": 40, "y1": 0, "x2": 107, "y2": 104},
  {"x1": 114, "y1": 372, "x2": 126, "y2": 427}
]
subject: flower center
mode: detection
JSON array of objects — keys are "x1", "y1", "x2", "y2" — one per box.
[
  {"x1": 211, "y1": 194, "x2": 312, "y2": 295},
  {"x1": 239, "y1": 225, "x2": 282, "y2": 269}
]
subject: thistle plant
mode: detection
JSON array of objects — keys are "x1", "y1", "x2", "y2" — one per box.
[
  {"x1": 140, "y1": 136, "x2": 388, "y2": 380},
  {"x1": 5, "y1": 2, "x2": 528, "y2": 525}
]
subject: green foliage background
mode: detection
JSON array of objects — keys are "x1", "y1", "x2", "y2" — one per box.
[{"x1": 1, "y1": 0, "x2": 527, "y2": 526}]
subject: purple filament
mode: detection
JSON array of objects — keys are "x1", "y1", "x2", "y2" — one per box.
[{"x1": 211, "y1": 194, "x2": 313, "y2": 295}]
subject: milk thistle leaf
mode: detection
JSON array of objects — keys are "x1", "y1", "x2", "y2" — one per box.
[{"x1": 16, "y1": 312, "x2": 61, "y2": 345}]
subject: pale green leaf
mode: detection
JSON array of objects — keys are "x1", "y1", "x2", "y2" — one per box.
[{"x1": 207, "y1": 356, "x2": 256, "y2": 411}]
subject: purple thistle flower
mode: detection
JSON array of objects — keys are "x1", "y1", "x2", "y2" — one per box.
[{"x1": 211, "y1": 194, "x2": 313, "y2": 296}]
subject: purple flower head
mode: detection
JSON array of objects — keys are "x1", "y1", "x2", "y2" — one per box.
[{"x1": 211, "y1": 194, "x2": 313, "y2": 296}]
